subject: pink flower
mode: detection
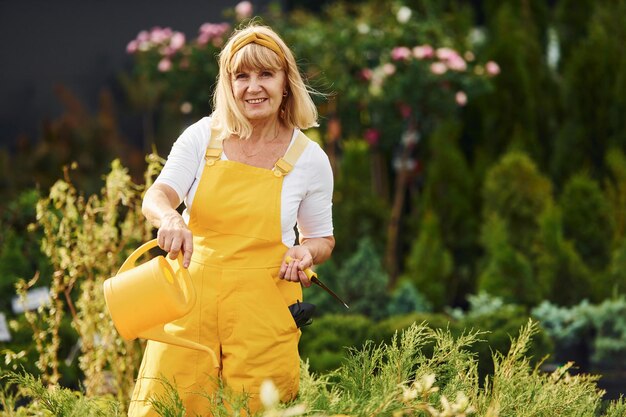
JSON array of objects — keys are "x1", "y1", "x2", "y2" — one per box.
[
  {"x1": 364, "y1": 128, "x2": 380, "y2": 146},
  {"x1": 398, "y1": 103, "x2": 412, "y2": 119},
  {"x1": 430, "y1": 62, "x2": 447, "y2": 75},
  {"x1": 170, "y1": 32, "x2": 186, "y2": 51},
  {"x1": 382, "y1": 63, "x2": 396, "y2": 75},
  {"x1": 197, "y1": 22, "x2": 231, "y2": 46},
  {"x1": 126, "y1": 40, "x2": 138, "y2": 54},
  {"x1": 455, "y1": 91, "x2": 468, "y2": 106},
  {"x1": 446, "y1": 55, "x2": 467, "y2": 72},
  {"x1": 158, "y1": 57, "x2": 172, "y2": 72},
  {"x1": 413, "y1": 45, "x2": 434, "y2": 59},
  {"x1": 150, "y1": 27, "x2": 168, "y2": 44},
  {"x1": 137, "y1": 31, "x2": 150, "y2": 43},
  {"x1": 360, "y1": 68, "x2": 373, "y2": 81},
  {"x1": 391, "y1": 46, "x2": 411, "y2": 61},
  {"x1": 235, "y1": 1, "x2": 253, "y2": 20},
  {"x1": 197, "y1": 32, "x2": 210, "y2": 46},
  {"x1": 436, "y1": 47, "x2": 459, "y2": 61},
  {"x1": 486, "y1": 60, "x2": 501, "y2": 76}
]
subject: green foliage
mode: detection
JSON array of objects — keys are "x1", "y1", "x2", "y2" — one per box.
[
  {"x1": 0, "y1": 189, "x2": 52, "y2": 312},
  {"x1": 608, "y1": 237, "x2": 626, "y2": 295},
  {"x1": 559, "y1": 173, "x2": 614, "y2": 271},
  {"x1": 532, "y1": 297, "x2": 626, "y2": 367},
  {"x1": 536, "y1": 205, "x2": 594, "y2": 305},
  {"x1": 449, "y1": 293, "x2": 552, "y2": 378},
  {"x1": 307, "y1": 238, "x2": 390, "y2": 320},
  {"x1": 471, "y1": 2, "x2": 559, "y2": 168},
  {"x1": 605, "y1": 148, "x2": 626, "y2": 242},
  {"x1": 477, "y1": 214, "x2": 539, "y2": 305},
  {"x1": 299, "y1": 314, "x2": 375, "y2": 373},
  {"x1": 1, "y1": 371, "x2": 122, "y2": 416},
  {"x1": 482, "y1": 151, "x2": 553, "y2": 255},
  {"x1": 4, "y1": 322, "x2": 626, "y2": 417},
  {"x1": 401, "y1": 210, "x2": 454, "y2": 310},
  {"x1": 2, "y1": 155, "x2": 164, "y2": 408},
  {"x1": 553, "y1": 0, "x2": 626, "y2": 181},
  {"x1": 476, "y1": 323, "x2": 603, "y2": 416},
  {"x1": 554, "y1": 0, "x2": 598, "y2": 65},
  {"x1": 329, "y1": 139, "x2": 389, "y2": 261},
  {"x1": 420, "y1": 121, "x2": 479, "y2": 304},
  {"x1": 386, "y1": 280, "x2": 433, "y2": 317}
]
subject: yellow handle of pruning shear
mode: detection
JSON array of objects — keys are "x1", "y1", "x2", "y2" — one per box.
[{"x1": 284, "y1": 256, "x2": 349, "y2": 309}]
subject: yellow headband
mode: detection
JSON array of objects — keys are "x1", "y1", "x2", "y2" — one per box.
[{"x1": 229, "y1": 32, "x2": 286, "y2": 64}]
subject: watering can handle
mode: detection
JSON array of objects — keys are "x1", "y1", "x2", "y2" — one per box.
[{"x1": 117, "y1": 239, "x2": 186, "y2": 275}]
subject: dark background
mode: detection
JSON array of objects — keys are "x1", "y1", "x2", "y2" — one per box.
[{"x1": 0, "y1": 0, "x2": 282, "y2": 149}]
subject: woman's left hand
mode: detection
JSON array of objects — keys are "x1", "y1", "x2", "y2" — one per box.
[{"x1": 279, "y1": 246, "x2": 313, "y2": 287}]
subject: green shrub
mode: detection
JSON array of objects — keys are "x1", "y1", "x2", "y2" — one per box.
[
  {"x1": 299, "y1": 314, "x2": 375, "y2": 373},
  {"x1": 329, "y1": 139, "x2": 389, "y2": 261},
  {"x1": 559, "y1": 173, "x2": 613, "y2": 271},
  {"x1": 386, "y1": 280, "x2": 433, "y2": 317},
  {"x1": 532, "y1": 297, "x2": 626, "y2": 368},
  {"x1": 605, "y1": 148, "x2": 626, "y2": 233},
  {"x1": 401, "y1": 210, "x2": 454, "y2": 310},
  {"x1": 420, "y1": 121, "x2": 480, "y2": 305},
  {"x1": 307, "y1": 238, "x2": 390, "y2": 320},
  {"x1": 481, "y1": 151, "x2": 553, "y2": 256},
  {"x1": 536, "y1": 205, "x2": 594, "y2": 305},
  {"x1": 5, "y1": 322, "x2": 626, "y2": 417},
  {"x1": 554, "y1": 0, "x2": 626, "y2": 181},
  {"x1": 477, "y1": 214, "x2": 540, "y2": 305}
]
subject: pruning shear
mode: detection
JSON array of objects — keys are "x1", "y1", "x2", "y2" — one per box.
[{"x1": 285, "y1": 256, "x2": 349, "y2": 309}]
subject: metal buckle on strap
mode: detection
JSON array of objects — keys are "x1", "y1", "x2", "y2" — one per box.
[
  {"x1": 205, "y1": 148, "x2": 222, "y2": 166},
  {"x1": 272, "y1": 158, "x2": 292, "y2": 177}
]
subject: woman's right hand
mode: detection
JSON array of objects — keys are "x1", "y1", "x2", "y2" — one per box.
[
  {"x1": 142, "y1": 183, "x2": 194, "y2": 268},
  {"x1": 157, "y1": 211, "x2": 194, "y2": 268}
]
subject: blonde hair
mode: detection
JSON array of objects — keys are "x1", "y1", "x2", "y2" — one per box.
[{"x1": 211, "y1": 24, "x2": 319, "y2": 140}]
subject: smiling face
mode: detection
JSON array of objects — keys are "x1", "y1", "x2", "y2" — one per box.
[{"x1": 231, "y1": 68, "x2": 287, "y2": 122}]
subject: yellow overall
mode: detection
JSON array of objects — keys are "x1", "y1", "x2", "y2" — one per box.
[{"x1": 128, "y1": 130, "x2": 311, "y2": 416}]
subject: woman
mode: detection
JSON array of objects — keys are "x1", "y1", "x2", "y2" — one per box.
[{"x1": 128, "y1": 24, "x2": 335, "y2": 416}]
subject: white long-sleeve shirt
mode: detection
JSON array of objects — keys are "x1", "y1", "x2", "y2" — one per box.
[{"x1": 155, "y1": 117, "x2": 334, "y2": 247}]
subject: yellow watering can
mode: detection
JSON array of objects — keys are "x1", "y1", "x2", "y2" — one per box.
[{"x1": 103, "y1": 239, "x2": 218, "y2": 367}]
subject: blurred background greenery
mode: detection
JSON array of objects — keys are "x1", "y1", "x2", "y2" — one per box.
[{"x1": 1, "y1": 0, "x2": 626, "y2": 403}]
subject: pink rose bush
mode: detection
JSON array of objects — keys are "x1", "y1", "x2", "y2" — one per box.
[{"x1": 360, "y1": 43, "x2": 499, "y2": 115}]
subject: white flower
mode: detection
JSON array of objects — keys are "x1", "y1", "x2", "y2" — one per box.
[
  {"x1": 357, "y1": 22, "x2": 370, "y2": 34},
  {"x1": 260, "y1": 379, "x2": 280, "y2": 409},
  {"x1": 396, "y1": 6, "x2": 412, "y2": 24}
]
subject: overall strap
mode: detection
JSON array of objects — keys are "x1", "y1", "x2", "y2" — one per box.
[
  {"x1": 272, "y1": 131, "x2": 310, "y2": 177},
  {"x1": 204, "y1": 127, "x2": 223, "y2": 166}
]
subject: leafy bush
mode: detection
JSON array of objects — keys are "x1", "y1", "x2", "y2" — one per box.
[
  {"x1": 533, "y1": 297, "x2": 626, "y2": 369},
  {"x1": 536, "y1": 205, "x2": 594, "y2": 306},
  {"x1": 401, "y1": 210, "x2": 454, "y2": 310},
  {"x1": 299, "y1": 314, "x2": 375, "y2": 373},
  {"x1": 559, "y1": 174, "x2": 614, "y2": 271},
  {"x1": 481, "y1": 151, "x2": 553, "y2": 256},
  {"x1": 386, "y1": 280, "x2": 433, "y2": 317},
  {"x1": 5, "y1": 322, "x2": 626, "y2": 417},
  {"x1": 306, "y1": 238, "x2": 390, "y2": 320},
  {"x1": 477, "y1": 214, "x2": 539, "y2": 305}
]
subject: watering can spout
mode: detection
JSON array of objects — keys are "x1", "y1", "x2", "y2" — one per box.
[
  {"x1": 139, "y1": 325, "x2": 219, "y2": 368},
  {"x1": 104, "y1": 239, "x2": 219, "y2": 368}
]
